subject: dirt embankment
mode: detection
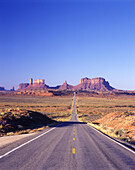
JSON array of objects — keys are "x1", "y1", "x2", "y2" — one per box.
[
  {"x1": 92, "y1": 112, "x2": 135, "y2": 143},
  {"x1": 0, "y1": 109, "x2": 56, "y2": 137}
]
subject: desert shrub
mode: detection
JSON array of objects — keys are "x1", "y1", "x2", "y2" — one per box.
[
  {"x1": 1, "y1": 112, "x2": 5, "y2": 115},
  {"x1": 96, "y1": 112, "x2": 102, "y2": 115},
  {"x1": 124, "y1": 112, "x2": 135, "y2": 117},
  {"x1": 109, "y1": 128, "x2": 114, "y2": 133},
  {"x1": 76, "y1": 109, "x2": 80, "y2": 114},
  {"x1": 115, "y1": 129, "x2": 126, "y2": 137},
  {"x1": 131, "y1": 122, "x2": 135, "y2": 126},
  {"x1": 127, "y1": 105, "x2": 135, "y2": 108},
  {"x1": 67, "y1": 106, "x2": 71, "y2": 109},
  {"x1": 92, "y1": 122, "x2": 100, "y2": 125},
  {"x1": 101, "y1": 124, "x2": 107, "y2": 130}
]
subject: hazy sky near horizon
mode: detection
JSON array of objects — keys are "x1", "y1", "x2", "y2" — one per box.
[{"x1": 0, "y1": 0, "x2": 135, "y2": 90}]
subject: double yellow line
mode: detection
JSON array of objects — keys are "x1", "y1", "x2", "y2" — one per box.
[
  {"x1": 72, "y1": 148, "x2": 75, "y2": 154},
  {"x1": 72, "y1": 126, "x2": 76, "y2": 154}
]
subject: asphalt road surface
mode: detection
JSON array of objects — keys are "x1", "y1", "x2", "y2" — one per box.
[{"x1": 0, "y1": 93, "x2": 135, "y2": 170}]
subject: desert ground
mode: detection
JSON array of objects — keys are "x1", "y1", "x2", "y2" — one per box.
[
  {"x1": 0, "y1": 94, "x2": 73, "y2": 146},
  {"x1": 0, "y1": 91, "x2": 135, "y2": 146},
  {"x1": 76, "y1": 94, "x2": 135, "y2": 143}
]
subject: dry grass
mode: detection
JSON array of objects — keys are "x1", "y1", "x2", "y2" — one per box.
[
  {"x1": 0, "y1": 96, "x2": 73, "y2": 122},
  {"x1": 0, "y1": 95, "x2": 73, "y2": 136},
  {"x1": 76, "y1": 96, "x2": 135, "y2": 115},
  {"x1": 76, "y1": 95, "x2": 135, "y2": 143}
]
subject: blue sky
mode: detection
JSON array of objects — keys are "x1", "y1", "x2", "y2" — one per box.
[{"x1": 0, "y1": 0, "x2": 135, "y2": 90}]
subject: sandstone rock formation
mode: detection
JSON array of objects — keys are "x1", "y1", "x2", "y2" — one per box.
[
  {"x1": 29, "y1": 78, "x2": 33, "y2": 85},
  {"x1": 58, "y1": 77, "x2": 114, "y2": 91},
  {"x1": 18, "y1": 78, "x2": 47, "y2": 90},
  {"x1": 0, "y1": 87, "x2": 5, "y2": 91},
  {"x1": 10, "y1": 87, "x2": 15, "y2": 91},
  {"x1": 59, "y1": 81, "x2": 74, "y2": 90},
  {"x1": 18, "y1": 83, "x2": 29, "y2": 90},
  {"x1": 18, "y1": 77, "x2": 115, "y2": 91},
  {"x1": 33, "y1": 79, "x2": 45, "y2": 85},
  {"x1": 74, "y1": 77, "x2": 114, "y2": 91}
]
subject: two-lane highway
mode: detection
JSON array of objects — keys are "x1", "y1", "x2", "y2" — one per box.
[{"x1": 0, "y1": 93, "x2": 135, "y2": 169}]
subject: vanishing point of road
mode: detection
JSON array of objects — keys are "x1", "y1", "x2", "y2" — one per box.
[{"x1": 0, "y1": 93, "x2": 135, "y2": 170}]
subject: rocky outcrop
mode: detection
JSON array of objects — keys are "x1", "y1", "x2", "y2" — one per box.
[
  {"x1": 18, "y1": 78, "x2": 47, "y2": 90},
  {"x1": 10, "y1": 87, "x2": 15, "y2": 91},
  {"x1": 33, "y1": 79, "x2": 45, "y2": 85},
  {"x1": 0, "y1": 87, "x2": 5, "y2": 91},
  {"x1": 0, "y1": 109, "x2": 56, "y2": 136},
  {"x1": 18, "y1": 77, "x2": 115, "y2": 91},
  {"x1": 58, "y1": 77, "x2": 114, "y2": 91},
  {"x1": 59, "y1": 81, "x2": 74, "y2": 90},
  {"x1": 74, "y1": 77, "x2": 114, "y2": 91},
  {"x1": 18, "y1": 83, "x2": 29, "y2": 90}
]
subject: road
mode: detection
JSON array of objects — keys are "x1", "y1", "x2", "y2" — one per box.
[{"x1": 0, "y1": 93, "x2": 135, "y2": 170}]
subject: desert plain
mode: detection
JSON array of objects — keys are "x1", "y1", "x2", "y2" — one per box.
[{"x1": 0, "y1": 90, "x2": 135, "y2": 146}]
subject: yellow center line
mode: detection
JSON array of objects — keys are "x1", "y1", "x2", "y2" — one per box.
[
  {"x1": 73, "y1": 137, "x2": 75, "y2": 141},
  {"x1": 72, "y1": 148, "x2": 75, "y2": 154}
]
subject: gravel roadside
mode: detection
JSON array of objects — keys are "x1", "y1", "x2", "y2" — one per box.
[{"x1": 0, "y1": 133, "x2": 35, "y2": 148}]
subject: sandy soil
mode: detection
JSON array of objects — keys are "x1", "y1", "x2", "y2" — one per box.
[{"x1": 0, "y1": 133, "x2": 35, "y2": 148}]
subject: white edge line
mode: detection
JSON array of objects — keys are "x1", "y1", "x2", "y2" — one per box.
[
  {"x1": 87, "y1": 124, "x2": 135, "y2": 154},
  {"x1": 0, "y1": 123, "x2": 63, "y2": 159}
]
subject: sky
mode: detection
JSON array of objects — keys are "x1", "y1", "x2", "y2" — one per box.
[{"x1": 0, "y1": 0, "x2": 135, "y2": 90}]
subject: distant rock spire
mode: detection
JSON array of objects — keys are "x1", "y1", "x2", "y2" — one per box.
[
  {"x1": 64, "y1": 80, "x2": 67, "y2": 84},
  {"x1": 29, "y1": 78, "x2": 33, "y2": 85},
  {"x1": 10, "y1": 87, "x2": 15, "y2": 91}
]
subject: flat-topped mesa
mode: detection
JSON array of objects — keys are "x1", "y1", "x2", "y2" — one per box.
[
  {"x1": 17, "y1": 77, "x2": 115, "y2": 91},
  {"x1": 80, "y1": 77, "x2": 89, "y2": 83},
  {"x1": 33, "y1": 79, "x2": 45, "y2": 85},
  {"x1": 29, "y1": 78, "x2": 45, "y2": 85},
  {"x1": 18, "y1": 83, "x2": 29, "y2": 90},
  {"x1": 0, "y1": 86, "x2": 5, "y2": 91},
  {"x1": 18, "y1": 78, "x2": 46, "y2": 90},
  {"x1": 80, "y1": 77, "x2": 105, "y2": 84},
  {"x1": 79, "y1": 77, "x2": 114, "y2": 91}
]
